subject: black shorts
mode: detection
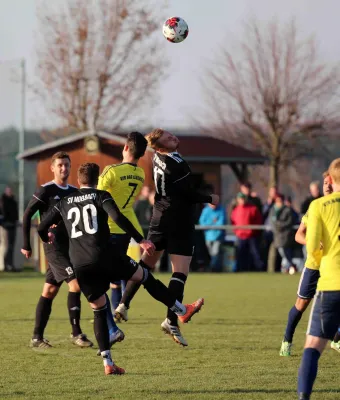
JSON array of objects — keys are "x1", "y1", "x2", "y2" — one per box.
[
  {"x1": 109, "y1": 233, "x2": 131, "y2": 255},
  {"x1": 147, "y1": 225, "x2": 195, "y2": 256},
  {"x1": 75, "y1": 264, "x2": 110, "y2": 303},
  {"x1": 45, "y1": 251, "x2": 76, "y2": 286},
  {"x1": 297, "y1": 267, "x2": 320, "y2": 299}
]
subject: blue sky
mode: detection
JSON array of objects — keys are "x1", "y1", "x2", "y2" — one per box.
[{"x1": 0, "y1": 0, "x2": 339, "y2": 131}]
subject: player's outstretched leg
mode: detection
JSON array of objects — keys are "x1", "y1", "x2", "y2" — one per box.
[
  {"x1": 91, "y1": 295, "x2": 125, "y2": 375},
  {"x1": 115, "y1": 260, "x2": 153, "y2": 322},
  {"x1": 67, "y1": 279, "x2": 93, "y2": 348},
  {"x1": 30, "y1": 283, "x2": 59, "y2": 348},
  {"x1": 131, "y1": 265, "x2": 204, "y2": 346}
]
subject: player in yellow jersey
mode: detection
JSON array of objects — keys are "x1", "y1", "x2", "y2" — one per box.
[
  {"x1": 98, "y1": 132, "x2": 147, "y2": 326},
  {"x1": 279, "y1": 172, "x2": 333, "y2": 357},
  {"x1": 297, "y1": 158, "x2": 340, "y2": 400}
]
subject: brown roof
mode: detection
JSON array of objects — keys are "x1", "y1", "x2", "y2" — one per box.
[
  {"x1": 17, "y1": 131, "x2": 265, "y2": 164},
  {"x1": 177, "y1": 135, "x2": 264, "y2": 164}
]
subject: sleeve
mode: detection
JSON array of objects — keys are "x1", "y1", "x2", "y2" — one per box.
[
  {"x1": 199, "y1": 208, "x2": 208, "y2": 225},
  {"x1": 37, "y1": 204, "x2": 63, "y2": 243},
  {"x1": 301, "y1": 211, "x2": 308, "y2": 227},
  {"x1": 173, "y1": 174, "x2": 212, "y2": 204},
  {"x1": 305, "y1": 200, "x2": 322, "y2": 270},
  {"x1": 215, "y1": 209, "x2": 226, "y2": 225},
  {"x1": 22, "y1": 186, "x2": 48, "y2": 251},
  {"x1": 101, "y1": 192, "x2": 143, "y2": 243},
  {"x1": 98, "y1": 167, "x2": 116, "y2": 192}
]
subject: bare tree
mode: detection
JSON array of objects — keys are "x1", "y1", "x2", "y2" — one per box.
[
  {"x1": 200, "y1": 18, "x2": 340, "y2": 187},
  {"x1": 34, "y1": 0, "x2": 165, "y2": 137}
]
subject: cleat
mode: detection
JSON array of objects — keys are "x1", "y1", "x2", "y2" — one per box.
[
  {"x1": 30, "y1": 338, "x2": 52, "y2": 349},
  {"x1": 331, "y1": 340, "x2": 340, "y2": 353},
  {"x1": 114, "y1": 303, "x2": 129, "y2": 322},
  {"x1": 298, "y1": 393, "x2": 310, "y2": 400},
  {"x1": 105, "y1": 364, "x2": 125, "y2": 375},
  {"x1": 70, "y1": 333, "x2": 93, "y2": 348},
  {"x1": 178, "y1": 298, "x2": 204, "y2": 324},
  {"x1": 97, "y1": 328, "x2": 125, "y2": 356},
  {"x1": 161, "y1": 318, "x2": 188, "y2": 347},
  {"x1": 279, "y1": 340, "x2": 292, "y2": 356}
]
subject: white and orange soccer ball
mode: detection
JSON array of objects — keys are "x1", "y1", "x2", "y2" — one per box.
[{"x1": 162, "y1": 17, "x2": 189, "y2": 43}]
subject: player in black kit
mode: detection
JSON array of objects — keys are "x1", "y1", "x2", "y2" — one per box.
[
  {"x1": 37, "y1": 163, "x2": 205, "y2": 375},
  {"x1": 115, "y1": 129, "x2": 219, "y2": 346},
  {"x1": 21, "y1": 152, "x2": 93, "y2": 349}
]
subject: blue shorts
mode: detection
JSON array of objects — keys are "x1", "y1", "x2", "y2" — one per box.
[
  {"x1": 297, "y1": 267, "x2": 320, "y2": 299},
  {"x1": 307, "y1": 291, "x2": 340, "y2": 340}
]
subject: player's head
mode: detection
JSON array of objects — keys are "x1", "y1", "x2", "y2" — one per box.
[
  {"x1": 322, "y1": 170, "x2": 333, "y2": 196},
  {"x1": 328, "y1": 158, "x2": 340, "y2": 187},
  {"x1": 51, "y1": 151, "x2": 71, "y2": 183},
  {"x1": 123, "y1": 131, "x2": 148, "y2": 161},
  {"x1": 146, "y1": 128, "x2": 179, "y2": 152},
  {"x1": 309, "y1": 181, "x2": 320, "y2": 198},
  {"x1": 77, "y1": 163, "x2": 100, "y2": 188}
]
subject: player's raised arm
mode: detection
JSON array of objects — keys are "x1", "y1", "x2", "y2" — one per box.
[
  {"x1": 305, "y1": 201, "x2": 323, "y2": 270},
  {"x1": 37, "y1": 205, "x2": 63, "y2": 243}
]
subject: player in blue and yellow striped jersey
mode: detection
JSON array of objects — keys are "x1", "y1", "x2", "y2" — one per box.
[
  {"x1": 297, "y1": 158, "x2": 340, "y2": 400},
  {"x1": 98, "y1": 132, "x2": 147, "y2": 328}
]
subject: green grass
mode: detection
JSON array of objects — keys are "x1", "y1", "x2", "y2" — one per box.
[{"x1": 0, "y1": 272, "x2": 339, "y2": 400}]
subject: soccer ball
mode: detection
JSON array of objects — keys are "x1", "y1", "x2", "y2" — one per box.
[{"x1": 162, "y1": 17, "x2": 189, "y2": 43}]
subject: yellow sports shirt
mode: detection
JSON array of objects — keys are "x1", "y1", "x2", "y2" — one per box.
[
  {"x1": 305, "y1": 192, "x2": 340, "y2": 290},
  {"x1": 98, "y1": 163, "x2": 144, "y2": 235},
  {"x1": 301, "y1": 212, "x2": 308, "y2": 226}
]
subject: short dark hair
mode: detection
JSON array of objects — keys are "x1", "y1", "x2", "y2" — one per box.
[
  {"x1": 77, "y1": 163, "x2": 100, "y2": 186},
  {"x1": 126, "y1": 131, "x2": 147, "y2": 159},
  {"x1": 51, "y1": 151, "x2": 70, "y2": 164}
]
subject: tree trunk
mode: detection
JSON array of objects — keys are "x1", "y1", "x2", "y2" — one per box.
[{"x1": 269, "y1": 161, "x2": 279, "y2": 189}]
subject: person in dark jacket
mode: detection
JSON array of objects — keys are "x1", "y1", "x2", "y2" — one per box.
[
  {"x1": 269, "y1": 193, "x2": 295, "y2": 274},
  {"x1": 0, "y1": 186, "x2": 19, "y2": 271},
  {"x1": 300, "y1": 181, "x2": 321, "y2": 215}
]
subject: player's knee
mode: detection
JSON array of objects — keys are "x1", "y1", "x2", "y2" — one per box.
[
  {"x1": 295, "y1": 297, "x2": 311, "y2": 312},
  {"x1": 67, "y1": 278, "x2": 81, "y2": 292},
  {"x1": 90, "y1": 295, "x2": 107, "y2": 310},
  {"x1": 42, "y1": 283, "x2": 59, "y2": 299}
]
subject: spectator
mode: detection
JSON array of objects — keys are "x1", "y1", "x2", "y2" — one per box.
[
  {"x1": 262, "y1": 186, "x2": 278, "y2": 269},
  {"x1": 269, "y1": 193, "x2": 296, "y2": 274},
  {"x1": 134, "y1": 186, "x2": 153, "y2": 238},
  {"x1": 0, "y1": 187, "x2": 19, "y2": 271},
  {"x1": 284, "y1": 196, "x2": 300, "y2": 226},
  {"x1": 231, "y1": 192, "x2": 263, "y2": 271},
  {"x1": 300, "y1": 181, "x2": 321, "y2": 215},
  {"x1": 199, "y1": 201, "x2": 226, "y2": 272},
  {"x1": 240, "y1": 182, "x2": 263, "y2": 214}
]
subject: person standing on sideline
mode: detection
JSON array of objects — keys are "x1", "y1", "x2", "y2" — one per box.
[
  {"x1": 0, "y1": 187, "x2": 18, "y2": 271},
  {"x1": 231, "y1": 192, "x2": 263, "y2": 271},
  {"x1": 199, "y1": 196, "x2": 226, "y2": 272},
  {"x1": 300, "y1": 181, "x2": 321, "y2": 215}
]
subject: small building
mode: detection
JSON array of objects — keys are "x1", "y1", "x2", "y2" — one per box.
[
  {"x1": 17, "y1": 130, "x2": 265, "y2": 272},
  {"x1": 17, "y1": 130, "x2": 265, "y2": 193}
]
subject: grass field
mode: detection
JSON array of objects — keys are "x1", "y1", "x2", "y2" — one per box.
[{"x1": 1, "y1": 271, "x2": 339, "y2": 400}]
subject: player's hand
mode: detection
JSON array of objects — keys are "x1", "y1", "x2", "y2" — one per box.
[
  {"x1": 47, "y1": 232, "x2": 55, "y2": 244},
  {"x1": 50, "y1": 224, "x2": 58, "y2": 229},
  {"x1": 139, "y1": 240, "x2": 155, "y2": 256},
  {"x1": 21, "y1": 248, "x2": 32, "y2": 259},
  {"x1": 210, "y1": 194, "x2": 220, "y2": 206}
]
